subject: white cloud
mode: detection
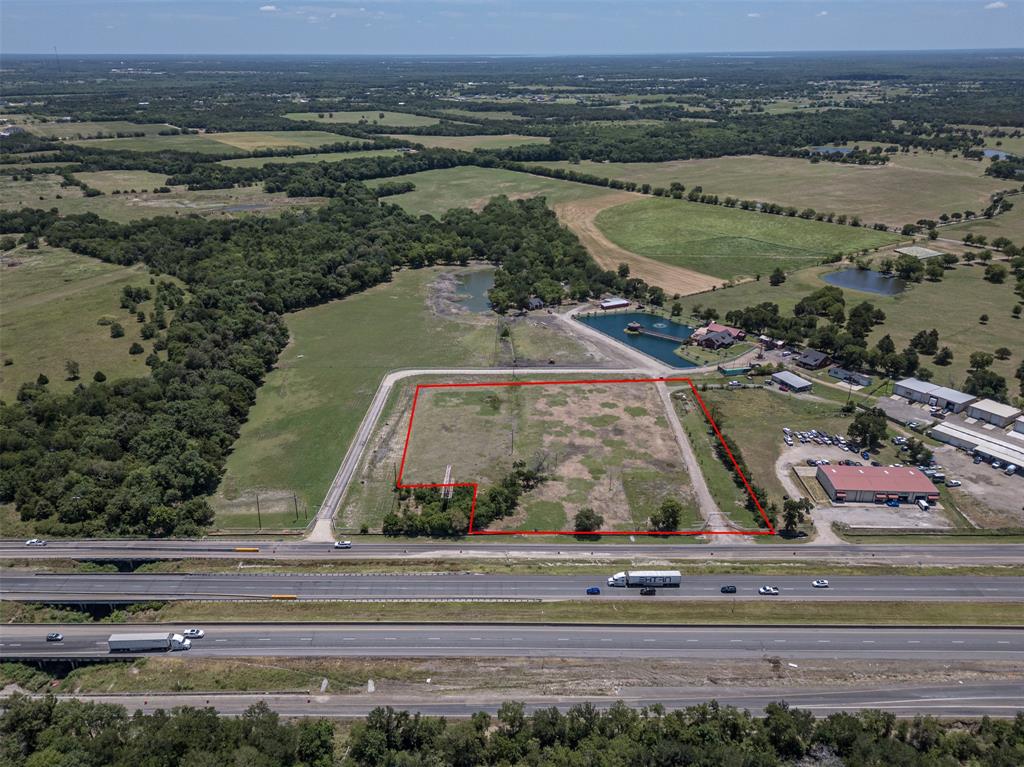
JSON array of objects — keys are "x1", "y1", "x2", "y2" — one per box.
[
  {"x1": 747, "y1": 12, "x2": 761, "y2": 18},
  {"x1": 984, "y1": 1, "x2": 1007, "y2": 7},
  {"x1": 259, "y1": 4, "x2": 278, "y2": 11},
  {"x1": 817, "y1": 10, "x2": 828, "y2": 16}
]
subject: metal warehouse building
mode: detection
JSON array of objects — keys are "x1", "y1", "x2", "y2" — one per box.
[
  {"x1": 892, "y1": 378, "x2": 977, "y2": 413},
  {"x1": 930, "y1": 422, "x2": 1024, "y2": 468},
  {"x1": 816, "y1": 465, "x2": 939, "y2": 504},
  {"x1": 967, "y1": 399, "x2": 1023, "y2": 428},
  {"x1": 771, "y1": 371, "x2": 813, "y2": 392}
]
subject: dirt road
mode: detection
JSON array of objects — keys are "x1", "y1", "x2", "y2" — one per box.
[{"x1": 553, "y1": 194, "x2": 722, "y2": 297}]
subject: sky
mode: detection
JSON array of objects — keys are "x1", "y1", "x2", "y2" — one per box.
[{"x1": 1, "y1": 0, "x2": 1022, "y2": 55}]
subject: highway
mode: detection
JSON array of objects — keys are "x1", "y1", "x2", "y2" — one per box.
[
  {"x1": 3, "y1": 623, "x2": 1023, "y2": 661},
  {"x1": 5, "y1": 539, "x2": 1024, "y2": 564},
  {"x1": 21, "y1": 681, "x2": 1024, "y2": 718},
  {"x1": 3, "y1": 572, "x2": 1024, "y2": 602}
]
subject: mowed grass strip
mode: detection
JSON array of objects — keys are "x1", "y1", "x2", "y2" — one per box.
[
  {"x1": 148, "y1": 600, "x2": 1024, "y2": 626},
  {"x1": 385, "y1": 134, "x2": 550, "y2": 151},
  {"x1": 285, "y1": 111, "x2": 439, "y2": 127},
  {"x1": 218, "y1": 149, "x2": 399, "y2": 168},
  {"x1": 595, "y1": 197, "x2": 899, "y2": 281}
]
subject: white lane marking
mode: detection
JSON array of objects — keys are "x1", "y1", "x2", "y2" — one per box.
[
  {"x1": 428, "y1": 637, "x2": 441, "y2": 641},
  {"x1": 862, "y1": 640, "x2": 876, "y2": 644},
  {"x1": 997, "y1": 641, "x2": 1011, "y2": 645},
  {"x1": 299, "y1": 638, "x2": 313, "y2": 641},
  {"x1": 600, "y1": 639, "x2": 613, "y2": 642},
  {"x1": 817, "y1": 640, "x2": 831, "y2": 644},
  {"x1": 907, "y1": 641, "x2": 921, "y2": 644},
  {"x1": 773, "y1": 640, "x2": 787, "y2": 643},
  {"x1": 643, "y1": 639, "x2": 656, "y2": 643},
  {"x1": 215, "y1": 639, "x2": 227, "y2": 643},
  {"x1": 257, "y1": 638, "x2": 271, "y2": 641},
  {"x1": 952, "y1": 641, "x2": 965, "y2": 644},
  {"x1": 729, "y1": 639, "x2": 743, "y2": 643},
  {"x1": 557, "y1": 638, "x2": 570, "y2": 642},
  {"x1": 343, "y1": 638, "x2": 356, "y2": 641}
]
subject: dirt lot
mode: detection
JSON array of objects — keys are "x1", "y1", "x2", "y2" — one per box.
[
  {"x1": 936, "y1": 445, "x2": 1024, "y2": 527},
  {"x1": 553, "y1": 193, "x2": 723, "y2": 296},
  {"x1": 355, "y1": 380, "x2": 700, "y2": 532}
]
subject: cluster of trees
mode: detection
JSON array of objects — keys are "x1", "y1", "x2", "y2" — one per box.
[
  {"x1": 1, "y1": 696, "x2": 334, "y2": 767},
  {"x1": 7, "y1": 695, "x2": 1023, "y2": 767},
  {"x1": 0, "y1": 191, "x2": 607, "y2": 536}
]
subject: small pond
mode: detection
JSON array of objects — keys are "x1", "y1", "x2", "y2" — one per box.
[
  {"x1": 812, "y1": 146, "x2": 853, "y2": 155},
  {"x1": 456, "y1": 269, "x2": 495, "y2": 313},
  {"x1": 577, "y1": 311, "x2": 697, "y2": 368},
  {"x1": 983, "y1": 148, "x2": 1014, "y2": 160},
  {"x1": 821, "y1": 268, "x2": 907, "y2": 295}
]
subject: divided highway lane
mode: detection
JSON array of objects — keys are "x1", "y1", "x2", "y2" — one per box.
[
  {"x1": 4, "y1": 540, "x2": 1024, "y2": 564},
  {"x1": 4, "y1": 573, "x2": 1024, "y2": 602},
  {"x1": 3, "y1": 624, "x2": 1023, "y2": 661}
]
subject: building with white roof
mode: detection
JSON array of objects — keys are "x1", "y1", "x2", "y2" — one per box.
[
  {"x1": 930, "y1": 421, "x2": 1024, "y2": 468},
  {"x1": 892, "y1": 378, "x2": 977, "y2": 413},
  {"x1": 895, "y1": 245, "x2": 944, "y2": 260},
  {"x1": 771, "y1": 371, "x2": 813, "y2": 392},
  {"x1": 967, "y1": 399, "x2": 1023, "y2": 428}
]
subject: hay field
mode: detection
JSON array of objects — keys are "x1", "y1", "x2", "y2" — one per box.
[
  {"x1": 384, "y1": 134, "x2": 549, "y2": 150},
  {"x1": 285, "y1": 111, "x2": 439, "y2": 127}
]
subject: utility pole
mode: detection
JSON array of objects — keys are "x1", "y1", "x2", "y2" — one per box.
[
  {"x1": 255, "y1": 493, "x2": 262, "y2": 530},
  {"x1": 293, "y1": 493, "x2": 299, "y2": 522}
]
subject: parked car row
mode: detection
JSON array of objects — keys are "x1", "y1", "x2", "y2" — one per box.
[
  {"x1": 781, "y1": 427, "x2": 861, "y2": 453},
  {"x1": 972, "y1": 454, "x2": 1018, "y2": 476}
]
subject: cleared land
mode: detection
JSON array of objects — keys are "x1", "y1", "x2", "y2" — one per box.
[
  {"x1": 215, "y1": 268, "x2": 597, "y2": 530},
  {"x1": 66, "y1": 130, "x2": 349, "y2": 154},
  {"x1": 0, "y1": 245, "x2": 157, "y2": 400},
  {"x1": 596, "y1": 197, "x2": 900, "y2": 281},
  {"x1": 674, "y1": 263, "x2": 1020, "y2": 386},
  {"x1": 538, "y1": 151, "x2": 1008, "y2": 227},
  {"x1": 201, "y1": 130, "x2": 349, "y2": 151},
  {"x1": 945, "y1": 200, "x2": 1024, "y2": 244},
  {"x1": 438, "y1": 109, "x2": 526, "y2": 121},
  {"x1": 384, "y1": 134, "x2": 550, "y2": 150},
  {"x1": 25, "y1": 120, "x2": 178, "y2": 140},
  {"x1": 67, "y1": 134, "x2": 245, "y2": 154},
  {"x1": 73, "y1": 170, "x2": 171, "y2": 193},
  {"x1": 384, "y1": 381, "x2": 701, "y2": 533},
  {"x1": 284, "y1": 111, "x2": 439, "y2": 127},
  {"x1": 218, "y1": 149, "x2": 398, "y2": 168}
]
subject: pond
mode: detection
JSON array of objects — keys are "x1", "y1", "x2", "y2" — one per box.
[
  {"x1": 577, "y1": 311, "x2": 697, "y2": 368},
  {"x1": 811, "y1": 146, "x2": 853, "y2": 155},
  {"x1": 983, "y1": 148, "x2": 1014, "y2": 160},
  {"x1": 455, "y1": 269, "x2": 495, "y2": 313},
  {"x1": 821, "y1": 268, "x2": 907, "y2": 295}
]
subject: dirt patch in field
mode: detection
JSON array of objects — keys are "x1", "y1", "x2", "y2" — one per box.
[{"x1": 553, "y1": 193, "x2": 723, "y2": 296}]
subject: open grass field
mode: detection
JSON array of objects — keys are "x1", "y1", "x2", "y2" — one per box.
[
  {"x1": 73, "y1": 170, "x2": 171, "y2": 193},
  {"x1": 0, "y1": 245, "x2": 156, "y2": 400},
  {"x1": 218, "y1": 149, "x2": 399, "y2": 168},
  {"x1": 358, "y1": 380, "x2": 700, "y2": 533},
  {"x1": 595, "y1": 197, "x2": 899, "y2": 281},
  {"x1": 67, "y1": 133, "x2": 246, "y2": 154},
  {"x1": 370, "y1": 166, "x2": 612, "y2": 218},
  {"x1": 952, "y1": 125, "x2": 1024, "y2": 157},
  {"x1": 538, "y1": 151, "x2": 1008, "y2": 226},
  {"x1": 944, "y1": 199, "x2": 1024, "y2": 244},
  {"x1": 214, "y1": 268, "x2": 595, "y2": 530},
  {"x1": 438, "y1": 108, "x2": 526, "y2": 121},
  {"x1": 203, "y1": 130, "x2": 349, "y2": 151},
  {"x1": 25, "y1": 120, "x2": 178, "y2": 140},
  {"x1": 385, "y1": 134, "x2": 549, "y2": 151},
  {"x1": 284, "y1": 110, "x2": 440, "y2": 127},
  {"x1": 673, "y1": 263, "x2": 1021, "y2": 386}
]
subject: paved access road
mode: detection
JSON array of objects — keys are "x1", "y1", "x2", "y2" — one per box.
[
  {"x1": 5, "y1": 540, "x2": 1024, "y2": 564},
  {"x1": 4, "y1": 572, "x2": 1024, "y2": 602},
  {"x1": 25, "y1": 680, "x2": 1024, "y2": 718},
  {"x1": 3, "y1": 623, "x2": 1023, "y2": 661}
]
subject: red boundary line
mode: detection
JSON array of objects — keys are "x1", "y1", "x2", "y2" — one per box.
[{"x1": 396, "y1": 377, "x2": 776, "y2": 536}]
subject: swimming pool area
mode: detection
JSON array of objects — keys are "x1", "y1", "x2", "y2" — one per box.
[{"x1": 577, "y1": 311, "x2": 697, "y2": 368}]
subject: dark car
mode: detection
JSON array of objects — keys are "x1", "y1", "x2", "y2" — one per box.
[
  {"x1": 639, "y1": 587, "x2": 657, "y2": 596},
  {"x1": 46, "y1": 632, "x2": 63, "y2": 642},
  {"x1": 861, "y1": 451, "x2": 871, "y2": 460},
  {"x1": 586, "y1": 586, "x2": 601, "y2": 595},
  {"x1": 720, "y1": 585, "x2": 737, "y2": 594}
]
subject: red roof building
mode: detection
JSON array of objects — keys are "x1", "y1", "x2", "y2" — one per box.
[{"x1": 815, "y1": 465, "x2": 939, "y2": 504}]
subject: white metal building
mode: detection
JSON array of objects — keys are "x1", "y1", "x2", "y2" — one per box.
[
  {"x1": 930, "y1": 422, "x2": 1024, "y2": 467},
  {"x1": 1015, "y1": 418, "x2": 1024, "y2": 435},
  {"x1": 892, "y1": 378, "x2": 977, "y2": 413},
  {"x1": 599, "y1": 297, "x2": 630, "y2": 310},
  {"x1": 967, "y1": 399, "x2": 1023, "y2": 428},
  {"x1": 771, "y1": 371, "x2": 813, "y2": 392}
]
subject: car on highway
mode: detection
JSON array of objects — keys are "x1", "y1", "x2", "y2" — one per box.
[
  {"x1": 812, "y1": 579, "x2": 829, "y2": 588},
  {"x1": 46, "y1": 632, "x2": 63, "y2": 642},
  {"x1": 758, "y1": 586, "x2": 780, "y2": 596},
  {"x1": 639, "y1": 587, "x2": 657, "y2": 596},
  {"x1": 24, "y1": 539, "x2": 47, "y2": 547},
  {"x1": 586, "y1": 586, "x2": 601, "y2": 595},
  {"x1": 720, "y1": 585, "x2": 737, "y2": 594},
  {"x1": 182, "y1": 628, "x2": 205, "y2": 639},
  {"x1": 333, "y1": 540, "x2": 353, "y2": 549}
]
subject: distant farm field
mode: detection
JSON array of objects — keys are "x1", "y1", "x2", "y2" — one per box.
[
  {"x1": 218, "y1": 149, "x2": 400, "y2": 168},
  {"x1": 68, "y1": 134, "x2": 245, "y2": 154},
  {"x1": 26, "y1": 120, "x2": 178, "y2": 140},
  {"x1": 438, "y1": 109, "x2": 526, "y2": 121},
  {"x1": 204, "y1": 130, "x2": 352, "y2": 151},
  {"x1": 673, "y1": 263, "x2": 1021, "y2": 386},
  {"x1": 0, "y1": 245, "x2": 156, "y2": 399},
  {"x1": 944, "y1": 200, "x2": 1024, "y2": 244},
  {"x1": 285, "y1": 111, "x2": 440, "y2": 127},
  {"x1": 370, "y1": 166, "x2": 610, "y2": 218},
  {"x1": 595, "y1": 197, "x2": 899, "y2": 280},
  {"x1": 384, "y1": 134, "x2": 550, "y2": 151},
  {"x1": 538, "y1": 151, "x2": 1008, "y2": 226},
  {"x1": 73, "y1": 170, "x2": 171, "y2": 193}
]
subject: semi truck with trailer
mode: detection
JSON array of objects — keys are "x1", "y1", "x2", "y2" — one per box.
[
  {"x1": 607, "y1": 570, "x2": 681, "y2": 588},
  {"x1": 107, "y1": 633, "x2": 191, "y2": 653}
]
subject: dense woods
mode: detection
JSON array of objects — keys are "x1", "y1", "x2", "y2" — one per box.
[
  {"x1": 3, "y1": 695, "x2": 1022, "y2": 767},
  {"x1": 0, "y1": 191, "x2": 629, "y2": 536}
]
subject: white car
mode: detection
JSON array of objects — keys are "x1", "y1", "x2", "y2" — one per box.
[
  {"x1": 945, "y1": 479, "x2": 961, "y2": 488},
  {"x1": 758, "y1": 585, "x2": 780, "y2": 596},
  {"x1": 182, "y1": 628, "x2": 205, "y2": 639},
  {"x1": 812, "y1": 579, "x2": 829, "y2": 588},
  {"x1": 334, "y1": 540, "x2": 353, "y2": 549},
  {"x1": 24, "y1": 539, "x2": 47, "y2": 547}
]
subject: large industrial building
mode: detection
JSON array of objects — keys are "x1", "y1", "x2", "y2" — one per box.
[
  {"x1": 892, "y1": 378, "x2": 977, "y2": 413},
  {"x1": 816, "y1": 465, "x2": 940, "y2": 504},
  {"x1": 929, "y1": 421, "x2": 1024, "y2": 468},
  {"x1": 966, "y1": 399, "x2": 1023, "y2": 428}
]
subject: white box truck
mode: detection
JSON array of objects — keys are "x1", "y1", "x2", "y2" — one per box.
[
  {"x1": 607, "y1": 570, "x2": 681, "y2": 588},
  {"x1": 108, "y1": 633, "x2": 191, "y2": 653}
]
